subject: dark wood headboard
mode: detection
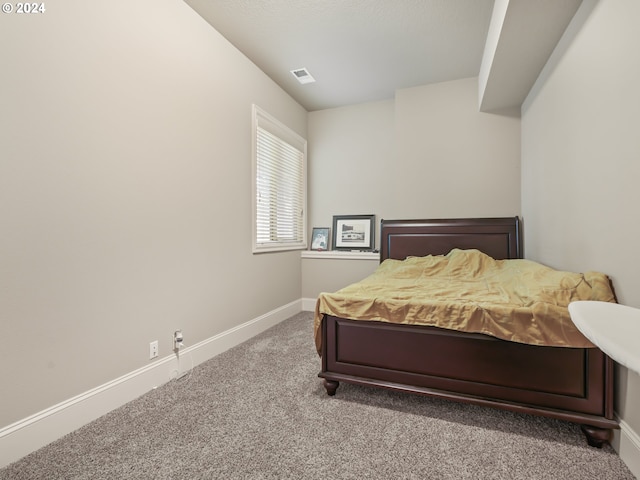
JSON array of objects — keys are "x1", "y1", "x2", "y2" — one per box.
[{"x1": 380, "y1": 217, "x2": 522, "y2": 262}]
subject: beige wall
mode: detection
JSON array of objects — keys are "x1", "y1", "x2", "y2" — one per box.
[
  {"x1": 394, "y1": 78, "x2": 521, "y2": 219},
  {"x1": 308, "y1": 78, "x2": 521, "y2": 240},
  {"x1": 522, "y1": 0, "x2": 640, "y2": 453},
  {"x1": 0, "y1": 0, "x2": 306, "y2": 427},
  {"x1": 307, "y1": 99, "x2": 396, "y2": 250},
  {"x1": 302, "y1": 257, "x2": 379, "y2": 300}
]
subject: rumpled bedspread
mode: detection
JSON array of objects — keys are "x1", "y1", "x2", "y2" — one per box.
[{"x1": 314, "y1": 249, "x2": 616, "y2": 353}]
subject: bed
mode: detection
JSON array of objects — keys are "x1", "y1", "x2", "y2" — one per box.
[{"x1": 315, "y1": 217, "x2": 618, "y2": 447}]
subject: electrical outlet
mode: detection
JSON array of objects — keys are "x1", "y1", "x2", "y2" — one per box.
[
  {"x1": 174, "y1": 330, "x2": 183, "y2": 350},
  {"x1": 149, "y1": 340, "x2": 159, "y2": 359}
]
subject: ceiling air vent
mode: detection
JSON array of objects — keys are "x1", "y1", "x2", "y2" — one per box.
[{"x1": 290, "y1": 68, "x2": 315, "y2": 84}]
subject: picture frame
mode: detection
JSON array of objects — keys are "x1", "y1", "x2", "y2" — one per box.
[
  {"x1": 310, "y1": 227, "x2": 330, "y2": 251},
  {"x1": 332, "y1": 215, "x2": 375, "y2": 251}
]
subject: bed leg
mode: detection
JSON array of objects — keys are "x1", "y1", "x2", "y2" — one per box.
[
  {"x1": 323, "y1": 379, "x2": 339, "y2": 396},
  {"x1": 580, "y1": 425, "x2": 611, "y2": 448}
]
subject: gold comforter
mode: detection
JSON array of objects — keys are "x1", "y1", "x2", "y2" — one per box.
[{"x1": 314, "y1": 249, "x2": 616, "y2": 352}]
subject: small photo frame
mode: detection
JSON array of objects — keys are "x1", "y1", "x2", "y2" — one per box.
[
  {"x1": 332, "y1": 215, "x2": 375, "y2": 251},
  {"x1": 310, "y1": 227, "x2": 330, "y2": 251}
]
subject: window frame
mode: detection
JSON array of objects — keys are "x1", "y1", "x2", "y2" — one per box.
[{"x1": 251, "y1": 104, "x2": 307, "y2": 253}]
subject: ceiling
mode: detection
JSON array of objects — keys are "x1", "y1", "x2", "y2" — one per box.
[{"x1": 184, "y1": 0, "x2": 583, "y2": 112}]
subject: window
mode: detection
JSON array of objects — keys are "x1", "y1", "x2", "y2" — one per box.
[{"x1": 252, "y1": 105, "x2": 307, "y2": 253}]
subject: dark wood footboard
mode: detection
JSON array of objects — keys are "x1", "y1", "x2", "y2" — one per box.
[{"x1": 319, "y1": 315, "x2": 618, "y2": 447}]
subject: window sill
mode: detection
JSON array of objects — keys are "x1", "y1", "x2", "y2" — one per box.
[{"x1": 301, "y1": 250, "x2": 380, "y2": 260}]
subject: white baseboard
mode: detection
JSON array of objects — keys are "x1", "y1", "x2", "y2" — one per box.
[
  {"x1": 0, "y1": 300, "x2": 301, "y2": 469},
  {"x1": 612, "y1": 418, "x2": 640, "y2": 479},
  {"x1": 302, "y1": 297, "x2": 317, "y2": 311}
]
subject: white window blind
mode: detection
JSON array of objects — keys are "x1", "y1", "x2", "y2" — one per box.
[{"x1": 252, "y1": 105, "x2": 307, "y2": 253}]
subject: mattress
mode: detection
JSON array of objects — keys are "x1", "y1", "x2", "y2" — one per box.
[{"x1": 314, "y1": 249, "x2": 616, "y2": 352}]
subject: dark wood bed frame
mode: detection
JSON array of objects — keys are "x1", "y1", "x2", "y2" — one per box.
[{"x1": 318, "y1": 217, "x2": 617, "y2": 447}]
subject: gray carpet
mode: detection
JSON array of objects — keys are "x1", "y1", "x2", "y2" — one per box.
[{"x1": 0, "y1": 312, "x2": 634, "y2": 479}]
